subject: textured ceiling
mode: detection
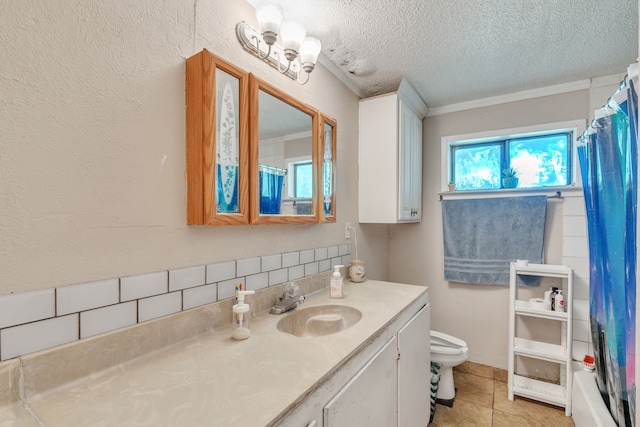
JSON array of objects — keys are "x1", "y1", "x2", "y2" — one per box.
[{"x1": 247, "y1": 0, "x2": 638, "y2": 109}]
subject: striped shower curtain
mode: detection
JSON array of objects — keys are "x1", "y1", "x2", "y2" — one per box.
[{"x1": 578, "y1": 63, "x2": 638, "y2": 427}]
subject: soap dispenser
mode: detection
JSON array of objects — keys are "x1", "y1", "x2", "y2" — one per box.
[
  {"x1": 232, "y1": 290, "x2": 255, "y2": 340},
  {"x1": 330, "y1": 265, "x2": 344, "y2": 298}
]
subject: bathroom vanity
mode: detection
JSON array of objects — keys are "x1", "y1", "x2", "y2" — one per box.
[{"x1": 0, "y1": 280, "x2": 429, "y2": 427}]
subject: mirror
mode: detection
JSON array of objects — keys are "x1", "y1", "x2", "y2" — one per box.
[
  {"x1": 319, "y1": 115, "x2": 337, "y2": 222},
  {"x1": 249, "y1": 75, "x2": 319, "y2": 224},
  {"x1": 186, "y1": 49, "x2": 249, "y2": 225}
]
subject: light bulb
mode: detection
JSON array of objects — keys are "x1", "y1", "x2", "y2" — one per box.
[
  {"x1": 280, "y1": 20, "x2": 306, "y2": 61},
  {"x1": 300, "y1": 37, "x2": 321, "y2": 72},
  {"x1": 255, "y1": 4, "x2": 282, "y2": 45}
]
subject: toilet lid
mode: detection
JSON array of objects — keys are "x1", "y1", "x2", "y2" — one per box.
[{"x1": 431, "y1": 344, "x2": 468, "y2": 355}]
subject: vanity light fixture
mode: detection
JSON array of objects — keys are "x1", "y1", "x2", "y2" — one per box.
[{"x1": 236, "y1": 3, "x2": 321, "y2": 84}]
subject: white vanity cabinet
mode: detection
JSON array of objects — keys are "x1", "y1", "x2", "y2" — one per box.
[
  {"x1": 275, "y1": 301, "x2": 430, "y2": 427},
  {"x1": 358, "y1": 79, "x2": 428, "y2": 223},
  {"x1": 324, "y1": 336, "x2": 399, "y2": 427},
  {"x1": 397, "y1": 303, "x2": 431, "y2": 427}
]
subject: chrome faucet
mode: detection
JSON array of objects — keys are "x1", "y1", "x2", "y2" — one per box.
[{"x1": 270, "y1": 282, "x2": 306, "y2": 314}]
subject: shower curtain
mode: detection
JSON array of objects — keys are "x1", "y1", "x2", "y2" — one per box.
[
  {"x1": 259, "y1": 165, "x2": 286, "y2": 214},
  {"x1": 578, "y1": 63, "x2": 638, "y2": 427}
]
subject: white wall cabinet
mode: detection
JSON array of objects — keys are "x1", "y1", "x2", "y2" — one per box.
[
  {"x1": 508, "y1": 262, "x2": 574, "y2": 416},
  {"x1": 275, "y1": 299, "x2": 430, "y2": 427},
  {"x1": 358, "y1": 79, "x2": 428, "y2": 223}
]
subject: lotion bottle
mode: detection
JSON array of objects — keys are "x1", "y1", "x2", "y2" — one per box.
[
  {"x1": 555, "y1": 290, "x2": 565, "y2": 312},
  {"x1": 232, "y1": 290, "x2": 255, "y2": 340},
  {"x1": 330, "y1": 265, "x2": 344, "y2": 298}
]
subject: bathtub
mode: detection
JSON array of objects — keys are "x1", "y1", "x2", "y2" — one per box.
[{"x1": 572, "y1": 371, "x2": 617, "y2": 427}]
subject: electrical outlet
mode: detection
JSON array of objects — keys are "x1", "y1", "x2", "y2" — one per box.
[{"x1": 345, "y1": 222, "x2": 351, "y2": 239}]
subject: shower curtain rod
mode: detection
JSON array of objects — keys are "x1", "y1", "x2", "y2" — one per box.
[
  {"x1": 577, "y1": 71, "x2": 632, "y2": 144},
  {"x1": 438, "y1": 191, "x2": 563, "y2": 202}
]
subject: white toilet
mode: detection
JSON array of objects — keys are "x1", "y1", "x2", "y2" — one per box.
[{"x1": 430, "y1": 330, "x2": 469, "y2": 400}]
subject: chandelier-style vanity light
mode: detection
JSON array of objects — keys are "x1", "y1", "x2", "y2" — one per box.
[{"x1": 236, "y1": 3, "x2": 322, "y2": 84}]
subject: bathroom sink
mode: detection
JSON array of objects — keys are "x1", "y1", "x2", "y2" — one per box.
[{"x1": 277, "y1": 305, "x2": 362, "y2": 337}]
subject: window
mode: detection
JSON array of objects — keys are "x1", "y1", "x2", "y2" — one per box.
[
  {"x1": 442, "y1": 121, "x2": 582, "y2": 192},
  {"x1": 292, "y1": 161, "x2": 312, "y2": 198}
]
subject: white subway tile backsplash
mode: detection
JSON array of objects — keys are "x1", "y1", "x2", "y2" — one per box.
[
  {"x1": 304, "y1": 262, "x2": 319, "y2": 277},
  {"x1": 237, "y1": 257, "x2": 261, "y2": 277},
  {"x1": 289, "y1": 265, "x2": 304, "y2": 280},
  {"x1": 572, "y1": 340, "x2": 589, "y2": 361},
  {"x1": 169, "y1": 265, "x2": 205, "y2": 292},
  {"x1": 339, "y1": 244, "x2": 350, "y2": 256},
  {"x1": 282, "y1": 252, "x2": 300, "y2": 268},
  {"x1": 327, "y1": 246, "x2": 339, "y2": 258},
  {"x1": 0, "y1": 289, "x2": 55, "y2": 329},
  {"x1": 563, "y1": 215, "x2": 587, "y2": 237},
  {"x1": 246, "y1": 272, "x2": 269, "y2": 291},
  {"x1": 1, "y1": 315, "x2": 78, "y2": 361},
  {"x1": 1, "y1": 242, "x2": 346, "y2": 360},
  {"x1": 573, "y1": 319, "x2": 590, "y2": 343},
  {"x1": 218, "y1": 278, "x2": 244, "y2": 301},
  {"x1": 138, "y1": 292, "x2": 182, "y2": 323},
  {"x1": 206, "y1": 261, "x2": 236, "y2": 284},
  {"x1": 80, "y1": 302, "x2": 137, "y2": 339},
  {"x1": 183, "y1": 284, "x2": 218, "y2": 310},
  {"x1": 563, "y1": 256, "x2": 590, "y2": 279},
  {"x1": 563, "y1": 197, "x2": 586, "y2": 216},
  {"x1": 563, "y1": 237, "x2": 589, "y2": 258},
  {"x1": 57, "y1": 279, "x2": 119, "y2": 316},
  {"x1": 319, "y1": 259, "x2": 331, "y2": 273},
  {"x1": 120, "y1": 271, "x2": 167, "y2": 302},
  {"x1": 573, "y1": 276, "x2": 590, "y2": 300},
  {"x1": 341, "y1": 254, "x2": 352, "y2": 266},
  {"x1": 268, "y1": 268, "x2": 288, "y2": 286},
  {"x1": 261, "y1": 254, "x2": 282, "y2": 272},
  {"x1": 299, "y1": 250, "x2": 314, "y2": 264},
  {"x1": 314, "y1": 247, "x2": 328, "y2": 261},
  {"x1": 573, "y1": 298, "x2": 589, "y2": 321}
]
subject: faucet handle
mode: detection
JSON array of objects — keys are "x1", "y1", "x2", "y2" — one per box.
[
  {"x1": 298, "y1": 295, "x2": 306, "y2": 304},
  {"x1": 282, "y1": 281, "x2": 300, "y2": 300}
]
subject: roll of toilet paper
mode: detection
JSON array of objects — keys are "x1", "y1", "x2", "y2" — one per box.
[{"x1": 528, "y1": 298, "x2": 551, "y2": 311}]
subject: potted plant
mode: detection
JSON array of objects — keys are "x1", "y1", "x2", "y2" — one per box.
[
  {"x1": 502, "y1": 167, "x2": 519, "y2": 188},
  {"x1": 448, "y1": 181, "x2": 455, "y2": 192}
]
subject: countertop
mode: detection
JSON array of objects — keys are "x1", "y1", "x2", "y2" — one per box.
[{"x1": 1, "y1": 280, "x2": 427, "y2": 427}]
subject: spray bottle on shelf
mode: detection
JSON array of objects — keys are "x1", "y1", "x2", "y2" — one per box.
[
  {"x1": 330, "y1": 265, "x2": 344, "y2": 298},
  {"x1": 232, "y1": 290, "x2": 255, "y2": 340}
]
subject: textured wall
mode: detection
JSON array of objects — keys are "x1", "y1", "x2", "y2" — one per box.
[{"x1": 0, "y1": 0, "x2": 383, "y2": 294}]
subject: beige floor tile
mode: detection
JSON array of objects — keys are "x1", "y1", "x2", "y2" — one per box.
[
  {"x1": 455, "y1": 361, "x2": 494, "y2": 379},
  {"x1": 430, "y1": 399, "x2": 493, "y2": 427},
  {"x1": 493, "y1": 381, "x2": 574, "y2": 426},
  {"x1": 453, "y1": 371, "x2": 494, "y2": 408},
  {"x1": 493, "y1": 367, "x2": 508, "y2": 383}
]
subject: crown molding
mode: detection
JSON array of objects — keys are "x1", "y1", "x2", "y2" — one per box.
[{"x1": 427, "y1": 79, "x2": 592, "y2": 117}]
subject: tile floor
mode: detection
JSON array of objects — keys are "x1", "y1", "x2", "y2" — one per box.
[{"x1": 430, "y1": 363, "x2": 575, "y2": 427}]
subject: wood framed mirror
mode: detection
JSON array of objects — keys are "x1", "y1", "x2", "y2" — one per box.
[
  {"x1": 319, "y1": 114, "x2": 337, "y2": 222},
  {"x1": 186, "y1": 49, "x2": 249, "y2": 225},
  {"x1": 249, "y1": 75, "x2": 319, "y2": 224}
]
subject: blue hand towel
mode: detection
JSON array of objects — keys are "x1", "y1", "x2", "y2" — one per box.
[{"x1": 442, "y1": 196, "x2": 547, "y2": 285}]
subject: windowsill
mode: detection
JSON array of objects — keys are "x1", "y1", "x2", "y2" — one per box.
[{"x1": 438, "y1": 185, "x2": 583, "y2": 200}]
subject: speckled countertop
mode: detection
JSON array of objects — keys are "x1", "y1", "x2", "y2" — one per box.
[{"x1": 0, "y1": 280, "x2": 427, "y2": 427}]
